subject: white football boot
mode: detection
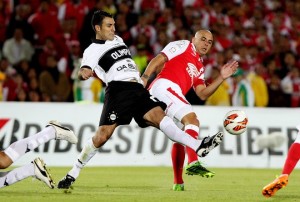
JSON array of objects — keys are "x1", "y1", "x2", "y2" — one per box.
[
  {"x1": 47, "y1": 120, "x2": 78, "y2": 144},
  {"x1": 33, "y1": 157, "x2": 55, "y2": 189}
]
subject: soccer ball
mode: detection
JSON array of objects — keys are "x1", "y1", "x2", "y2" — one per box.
[{"x1": 223, "y1": 110, "x2": 248, "y2": 135}]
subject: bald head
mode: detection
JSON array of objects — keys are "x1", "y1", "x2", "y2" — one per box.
[
  {"x1": 195, "y1": 30, "x2": 213, "y2": 40},
  {"x1": 192, "y1": 30, "x2": 213, "y2": 55}
]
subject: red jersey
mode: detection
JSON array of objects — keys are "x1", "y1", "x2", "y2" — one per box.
[{"x1": 155, "y1": 40, "x2": 205, "y2": 95}]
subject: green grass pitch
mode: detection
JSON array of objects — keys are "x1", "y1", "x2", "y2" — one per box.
[{"x1": 1, "y1": 167, "x2": 299, "y2": 202}]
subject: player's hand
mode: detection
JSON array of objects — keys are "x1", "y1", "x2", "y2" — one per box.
[
  {"x1": 78, "y1": 68, "x2": 94, "y2": 80},
  {"x1": 220, "y1": 60, "x2": 239, "y2": 79}
]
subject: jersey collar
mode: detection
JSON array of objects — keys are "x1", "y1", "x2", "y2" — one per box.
[
  {"x1": 191, "y1": 42, "x2": 203, "y2": 62},
  {"x1": 92, "y1": 38, "x2": 106, "y2": 44},
  {"x1": 191, "y1": 43, "x2": 198, "y2": 55}
]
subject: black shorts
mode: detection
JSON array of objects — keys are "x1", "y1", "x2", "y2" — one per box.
[{"x1": 99, "y1": 81, "x2": 166, "y2": 128}]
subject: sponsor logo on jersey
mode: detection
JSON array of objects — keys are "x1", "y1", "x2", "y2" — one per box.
[
  {"x1": 98, "y1": 45, "x2": 133, "y2": 72},
  {"x1": 116, "y1": 63, "x2": 137, "y2": 71},
  {"x1": 111, "y1": 48, "x2": 131, "y2": 59}
]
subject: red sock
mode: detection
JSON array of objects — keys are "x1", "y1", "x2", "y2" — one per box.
[
  {"x1": 282, "y1": 143, "x2": 300, "y2": 175},
  {"x1": 171, "y1": 143, "x2": 185, "y2": 184},
  {"x1": 185, "y1": 125, "x2": 199, "y2": 164}
]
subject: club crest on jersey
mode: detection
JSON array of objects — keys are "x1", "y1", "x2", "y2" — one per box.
[{"x1": 186, "y1": 63, "x2": 201, "y2": 78}]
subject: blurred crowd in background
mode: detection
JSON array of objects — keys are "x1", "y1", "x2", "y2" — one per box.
[{"x1": 0, "y1": 0, "x2": 300, "y2": 107}]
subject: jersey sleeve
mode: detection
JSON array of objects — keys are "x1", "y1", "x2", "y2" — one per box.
[
  {"x1": 80, "y1": 47, "x2": 99, "y2": 71},
  {"x1": 161, "y1": 40, "x2": 190, "y2": 61}
]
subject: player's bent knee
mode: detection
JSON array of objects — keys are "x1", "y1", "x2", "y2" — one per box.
[
  {"x1": 144, "y1": 107, "x2": 166, "y2": 127},
  {"x1": 0, "y1": 152, "x2": 12, "y2": 169},
  {"x1": 182, "y1": 113, "x2": 199, "y2": 126}
]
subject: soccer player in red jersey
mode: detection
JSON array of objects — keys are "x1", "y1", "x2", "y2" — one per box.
[{"x1": 142, "y1": 30, "x2": 238, "y2": 191}]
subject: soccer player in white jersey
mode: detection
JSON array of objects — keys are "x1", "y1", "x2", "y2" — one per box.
[
  {"x1": 0, "y1": 121, "x2": 77, "y2": 189},
  {"x1": 141, "y1": 30, "x2": 238, "y2": 191},
  {"x1": 262, "y1": 124, "x2": 300, "y2": 197},
  {"x1": 57, "y1": 11, "x2": 237, "y2": 189}
]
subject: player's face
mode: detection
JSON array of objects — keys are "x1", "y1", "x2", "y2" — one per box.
[
  {"x1": 193, "y1": 31, "x2": 213, "y2": 55},
  {"x1": 97, "y1": 17, "x2": 115, "y2": 41}
]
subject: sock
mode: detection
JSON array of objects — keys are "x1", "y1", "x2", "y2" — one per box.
[
  {"x1": 171, "y1": 143, "x2": 185, "y2": 184},
  {"x1": 68, "y1": 138, "x2": 98, "y2": 179},
  {"x1": 159, "y1": 116, "x2": 201, "y2": 151},
  {"x1": 0, "y1": 162, "x2": 34, "y2": 188},
  {"x1": 184, "y1": 125, "x2": 199, "y2": 164},
  {"x1": 282, "y1": 143, "x2": 300, "y2": 175},
  {"x1": 4, "y1": 127, "x2": 56, "y2": 162}
]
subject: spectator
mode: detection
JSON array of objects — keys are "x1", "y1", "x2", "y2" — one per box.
[
  {"x1": 281, "y1": 67, "x2": 300, "y2": 107},
  {"x1": 133, "y1": 0, "x2": 165, "y2": 14},
  {"x1": 15, "y1": 87, "x2": 28, "y2": 101},
  {"x1": 58, "y1": 0, "x2": 89, "y2": 33},
  {"x1": 114, "y1": 13, "x2": 132, "y2": 46},
  {"x1": 28, "y1": 90, "x2": 40, "y2": 102},
  {"x1": 152, "y1": 31, "x2": 170, "y2": 55},
  {"x1": 103, "y1": 0, "x2": 117, "y2": 15},
  {"x1": 39, "y1": 55, "x2": 71, "y2": 102},
  {"x1": 37, "y1": 36, "x2": 63, "y2": 70},
  {"x1": 0, "y1": 0, "x2": 11, "y2": 48},
  {"x1": 2, "y1": 28, "x2": 34, "y2": 66},
  {"x1": 61, "y1": 17, "x2": 79, "y2": 47},
  {"x1": 248, "y1": 64, "x2": 269, "y2": 107},
  {"x1": 116, "y1": 1, "x2": 138, "y2": 31},
  {"x1": 65, "y1": 40, "x2": 82, "y2": 78},
  {"x1": 28, "y1": 0, "x2": 63, "y2": 46},
  {"x1": 267, "y1": 71, "x2": 290, "y2": 107},
  {"x1": 6, "y1": 4, "x2": 34, "y2": 43},
  {"x1": 130, "y1": 13, "x2": 157, "y2": 46},
  {"x1": 132, "y1": 44, "x2": 151, "y2": 74},
  {"x1": 231, "y1": 68, "x2": 255, "y2": 107}
]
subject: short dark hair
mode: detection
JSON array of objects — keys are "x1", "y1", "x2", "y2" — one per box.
[{"x1": 91, "y1": 10, "x2": 113, "y2": 32}]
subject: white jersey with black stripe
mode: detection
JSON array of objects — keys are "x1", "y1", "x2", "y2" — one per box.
[{"x1": 81, "y1": 35, "x2": 142, "y2": 85}]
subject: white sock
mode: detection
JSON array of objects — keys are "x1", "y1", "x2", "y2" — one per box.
[
  {"x1": 68, "y1": 138, "x2": 98, "y2": 179},
  {"x1": 184, "y1": 124, "x2": 199, "y2": 134},
  {"x1": 159, "y1": 116, "x2": 201, "y2": 151},
  {"x1": 4, "y1": 127, "x2": 56, "y2": 162},
  {"x1": 0, "y1": 162, "x2": 34, "y2": 188}
]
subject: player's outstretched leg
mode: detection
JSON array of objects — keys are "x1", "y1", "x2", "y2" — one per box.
[
  {"x1": 2, "y1": 121, "x2": 77, "y2": 169},
  {"x1": 47, "y1": 121, "x2": 78, "y2": 144},
  {"x1": 196, "y1": 132, "x2": 223, "y2": 157},
  {"x1": 0, "y1": 157, "x2": 54, "y2": 189},
  {"x1": 33, "y1": 157, "x2": 55, "y2": 189},
  {"x1": 185, "y1": 161, "x2": 215, "y2": 178},
  {"x1": 262, "y1": 174, "x2": 288, "y2": 197}
]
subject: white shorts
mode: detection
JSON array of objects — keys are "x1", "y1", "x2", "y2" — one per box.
[{"x1": 149, "y1": 78, "x2": 193, "y2": 123}]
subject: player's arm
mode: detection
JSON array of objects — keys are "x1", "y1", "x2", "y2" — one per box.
[
  {"x1": 78, "y1": 66, "x2": 94, "y2": 80},
  {"x1": 195, "y1": 60, "x2": 238, "y2": 100},
  {"x1": 141, "y1": 53, "x2": 167, "y2": 86}
]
